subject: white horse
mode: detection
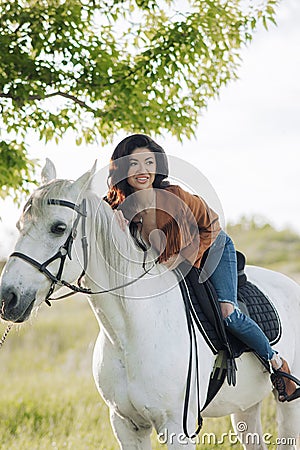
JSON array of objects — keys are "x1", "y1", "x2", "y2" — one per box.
[{"x1": 1, "y1": 160, "x2": 300, "y2": 450}]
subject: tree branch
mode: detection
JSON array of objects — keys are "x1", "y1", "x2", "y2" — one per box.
[{"x1": 0, "y1": 91, "x2": 100, "y2": 114}]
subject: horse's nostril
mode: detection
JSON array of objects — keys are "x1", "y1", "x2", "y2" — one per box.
[
  {"x1": 1, "y1": 287, "x2": 20, "y2": 310},
  {"x1": 0, "y1": 285, "x2": 35, "y2": 323}
]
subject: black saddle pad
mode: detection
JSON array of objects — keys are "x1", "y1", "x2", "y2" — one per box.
[
  {"x1": 178, "y1": 266, "x2": 282, "y2": 358},
  {"x1": 238, "y1": 281, "x2": 282, "y2": 346}
]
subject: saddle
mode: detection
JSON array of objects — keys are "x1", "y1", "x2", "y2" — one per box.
[
  {"x1": 177, "y1": 251, "x2": 282, "y2": 412},
  {"x1": 180, "y1": 252, "x2": 281, "y2": 356}
]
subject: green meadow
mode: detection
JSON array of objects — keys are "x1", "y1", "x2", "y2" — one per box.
[{"x1": 0, "y1": 218, "x2": 299, "y2": 449}]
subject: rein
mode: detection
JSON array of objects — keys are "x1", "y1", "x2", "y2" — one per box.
[
  {"x1": 10, "y1": 198, "x2": 157, "y2": 305},
  {"x1": 176, "y1": 268, "x2": 203, "y2": 439},
  {"x1": 0, "y1": 323, "x2": 13, "y2": 349}
]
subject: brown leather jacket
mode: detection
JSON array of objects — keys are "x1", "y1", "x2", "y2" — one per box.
[
  {"x1": 156, "y1": 185, "x2": 221, "y2": 267},
  {"x1": 149, "y1": 185, "x2": 221, "y2": 268}
]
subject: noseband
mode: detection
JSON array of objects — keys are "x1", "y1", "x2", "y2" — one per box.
[
  {"x1": 11, "y1": 198, "x2": 88, "y2": 304},
  {"x1": 10, "y1": 198, "x2": 156, "y2": 305}
]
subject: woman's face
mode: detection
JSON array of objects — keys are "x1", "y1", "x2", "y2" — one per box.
[{"x1": 127, "y1": 147, "x2": 156, "y2": 191}]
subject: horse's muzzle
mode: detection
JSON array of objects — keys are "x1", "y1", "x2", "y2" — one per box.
[{"x1": 0, "y1": 285, "x2": 36, "y2": 323}]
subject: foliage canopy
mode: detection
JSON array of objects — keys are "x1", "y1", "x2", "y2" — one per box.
[{"x1": 0, "y1": 0, "x2": 278, "y2": 198}]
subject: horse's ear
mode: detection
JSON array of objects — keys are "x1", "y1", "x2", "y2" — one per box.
[
  {"x1": 71, "y1": 160, "x2": 97, "y2": 196},
  {"x1": 41, "y1": 158, "x2": 57, "y2": 184}
]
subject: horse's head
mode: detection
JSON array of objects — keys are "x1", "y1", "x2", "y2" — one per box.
[{"x1": 0, "y1": 159, "x2": 96, "y2": 323}]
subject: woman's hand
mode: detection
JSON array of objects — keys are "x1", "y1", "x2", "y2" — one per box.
[
  {"x1": 161, "y1": 253, "x2": 185, "y2": 270},
  {"x1": 114, "y1": 210, "x2": 129, "y2": 231}
]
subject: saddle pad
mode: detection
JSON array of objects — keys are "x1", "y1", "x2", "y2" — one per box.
[
  {"x1": 237, "y1": 281, "x2": 282, "y2": 346},
  {"x1": 180, "y1": 273, "x2": 282, "y2": 356}
]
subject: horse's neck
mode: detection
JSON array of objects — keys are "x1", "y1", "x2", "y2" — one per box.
[
  {"x1": 86, "y1": 197, "x2": 142, "y2": 287},
  {"x1": 84, "y1": 197, "x2": 179, "y2": 349},
  {"x1": 84, "y1": 197, "x2": 146, "y2": 348}
]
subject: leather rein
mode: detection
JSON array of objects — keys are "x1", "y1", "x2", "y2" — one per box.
[{"x1": 10, "y1": 198, "x2": 155, "y2": 305}]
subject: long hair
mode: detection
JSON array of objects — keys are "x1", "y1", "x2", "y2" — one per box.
[{"x1": 104, "y1": 134, "x2": 170, "y2": 209}]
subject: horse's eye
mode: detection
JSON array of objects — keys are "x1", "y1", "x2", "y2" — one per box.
[{"x1": 50, "y1": 222, "x2": 67, "y2": 235}]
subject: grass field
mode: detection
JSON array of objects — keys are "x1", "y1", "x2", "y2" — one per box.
[{"x1": 0, "y1": 296, "x2": 279, "y2": 450}]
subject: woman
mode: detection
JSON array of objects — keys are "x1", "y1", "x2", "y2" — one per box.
[{"x1": 104, "y1": 133, "x2": 300, "y2": 402}]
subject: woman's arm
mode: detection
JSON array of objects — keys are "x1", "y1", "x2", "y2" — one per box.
[{"x1": 171, "y1": 185, "x2": 221, "y2": 266}]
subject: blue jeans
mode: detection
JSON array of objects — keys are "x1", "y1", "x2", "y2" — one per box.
[{"x1": 206, "y1": 230, "x2": 275, "y2": 361}]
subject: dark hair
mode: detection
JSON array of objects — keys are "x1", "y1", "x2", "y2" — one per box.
[{"x1": 104, "y1": 134, "x2": 169, "y2": 209}]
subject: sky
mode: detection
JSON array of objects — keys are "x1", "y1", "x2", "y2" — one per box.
[{"x1": 0, "y1": 0, "x2": 299, "y2": 259}]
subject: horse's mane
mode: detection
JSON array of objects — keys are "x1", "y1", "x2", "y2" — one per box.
[
  {"x1": 83, "y1": 189, "x2": 153, "y2": 294},
  {"x1": 85, "y1": 189, "x2": 141, "y2": 264},
  {"x1": 19, "y1": 179, "x2": 73, "y2": 225}
]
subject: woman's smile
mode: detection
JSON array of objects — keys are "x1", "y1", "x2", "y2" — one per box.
[
  {"x1": 127, "y1": 147, "x2": 156, "y2": 191},
  {"x1": 135, "y1": 175, "x2": 150, "y2": 184}
]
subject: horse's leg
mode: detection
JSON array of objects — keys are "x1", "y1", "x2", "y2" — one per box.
[
  {"x1": 274, "y1": 340, "x2": 300, "y2": 450},
  {"x1": 110, "y1": 411, "x2": 152, "y2": 450},
  {"x1": 275, "y1": 398, "x2": 300, "y2": 449},
  {"x1": 231, "y1": 402, "x2": 267, "y2": 450},
  {"x1": 156, "y1": 418, "x2": 196, "y2": 450}
]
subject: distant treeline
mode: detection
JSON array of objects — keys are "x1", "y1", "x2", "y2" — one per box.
[{"x1": 227, "y1": 216, "x2": 300, "y2": 282}]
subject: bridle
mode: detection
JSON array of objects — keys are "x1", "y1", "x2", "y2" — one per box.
[
  {"x1": 11, "y1": 199, "x2": 89, "y2": 305},
  {"x1": 10, "y1": 198, "x2": 156, "y2": 306}
]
